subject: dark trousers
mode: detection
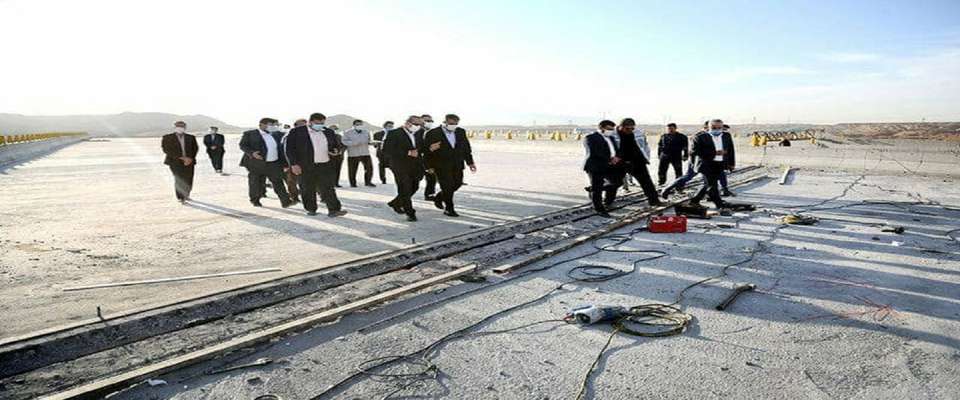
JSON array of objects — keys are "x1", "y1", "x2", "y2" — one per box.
[
  {"x1": 588, "y1": 171, "x2": 622, "y2": 212},
  {"x1": 299, "y1": 163, "x2": 341, "y2": 213},
  {"x1": 626, "y1": 162, "x2": 660, "y2": 205},
  {"x1": 390, "y1": 168, "x2": 421, "y2": 216},
  {"x1": 247, "y1": 161, "x2": 290, "y2": 203},
  {"x1": 691, "y1": 161, "x2": 725, "y2": 208},
  {"x1": 436, "y1": 168, "x2": 464, "y2": 211},
  {"x1": 285, "y1": 170, "x2": 300, "y2": 201},
  {"x1": 169, "y1": 164, "x2": 195, "y2": 200},
  {"x1": 719, "y1": 169, "x2": 729, "y2": 190},
  {"x1": 331, "y1": 155, "x2": 344, "y2": 186},
  {"x1": 207, "y1": 151, "x2": 224, "y2": 172},
  {"x1": 424, "y1": 170, "x2": 437, "y2": 197},
  {"x1": 376, "y1": 154, "x2": 389, "y2": 183},
  {"x1": 347, "y1": 155, "x2": 374, "y2": 186},
  {"x1": 657, "y1": 156, "x2": 683, "y2": 185}
]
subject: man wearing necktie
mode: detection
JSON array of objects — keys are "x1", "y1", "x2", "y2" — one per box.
[
  {"x1": 202, "y1": 126, "x2": 225, "y2": 174},
  {"x1": 239, "y1": 118, "x2": 293, "y2": 208},
  {"x1": 583, "y1": 120, "x2": 625, "y2": 217},
  {"x1": 161, "y1": 120, "x2": 199, "y2": 203}
]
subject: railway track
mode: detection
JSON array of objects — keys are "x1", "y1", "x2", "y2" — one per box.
[{"x1": 0, "y1": 166, "x2": 769, "y2": 400}]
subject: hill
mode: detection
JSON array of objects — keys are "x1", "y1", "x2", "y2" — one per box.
[{"x1": 0, "y1": 112, "x2": 237, "y2": 136}]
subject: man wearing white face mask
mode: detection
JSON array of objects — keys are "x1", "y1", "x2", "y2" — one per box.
[
  {"x1": 202, "y1": 126, "x2": 225, "y2": 174},
  {"x1": 342, "y1": 119, "x2": 376, "y2": 187},
  {"x1": 239, "y1": 117, "x2": 293, "y2": 208},
  {"x1": 383, "y1": 115, "x2": 425, "y2": 221},
  {"x1": 583, "y1": 120, "x2": 625, "y2": 217},
  {"x1": 688, "y1": 119, "x2": 733, "y2": 209},
  {"x1": 424, "y1": 114, "x2": 476, "y2": 216},
  {"x1": 161, "y1": 121, "x2": 199, "y2": 203}
]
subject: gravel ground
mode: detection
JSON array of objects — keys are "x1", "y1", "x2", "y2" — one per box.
[{"x1": 112, "y1": 170, "x2": 960, "y2": 400}]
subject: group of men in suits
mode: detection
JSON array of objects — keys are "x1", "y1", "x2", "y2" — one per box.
[
  {"x1": 382, "y1": 114, "x2": 476, "y2": 221},
  {"x1": 160, "y1": 113, "x2": 476, "y2": 222},
  {"x1": 582, "y1": 118, "x2": 737, "y2": 217}
]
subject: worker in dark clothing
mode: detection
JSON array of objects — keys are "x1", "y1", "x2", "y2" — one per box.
[
  {"x1": 656, "y1": 123, "x2": 688, "y2": 185},
  {"x1": 616, "y1": 118, "x2": 661, "y2": 206}
]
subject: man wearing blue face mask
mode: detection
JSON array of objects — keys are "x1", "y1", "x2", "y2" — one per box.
[
  {"x1": 420, "y1": 114, "x2": 438, "y2": 200},
  {"x1": 284, "y1": 113, "x2": 348, "y2": 217},
  {"x1": 239, "y1": 118, "x2": 293, "y2": 208},
  {"x1": 688, "y1": 119, "x2": 734, "y2": 209}
]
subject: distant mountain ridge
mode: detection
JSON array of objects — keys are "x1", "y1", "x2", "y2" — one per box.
[{"x1": 0, "y1": 112, "x2": 237, "y2": 136}]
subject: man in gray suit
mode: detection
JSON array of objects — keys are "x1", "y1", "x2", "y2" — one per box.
[{"x1": 342, "y1": 119, "x2": 376, "y2": 187}]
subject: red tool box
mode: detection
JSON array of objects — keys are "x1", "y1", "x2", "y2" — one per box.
[{"x1": 648, "y1": 215, "x2": 687, "y2": 233}]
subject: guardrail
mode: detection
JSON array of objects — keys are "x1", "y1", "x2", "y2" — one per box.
[
  {"x1": 750, "y1": 129, "x2": 824, "y2": 146},
  {"x1": 0, "y1": 132, "x2": 86, "y2": 147},
  {"x1": 466, "y1": 129, "x2": 581, "y2": 141}
]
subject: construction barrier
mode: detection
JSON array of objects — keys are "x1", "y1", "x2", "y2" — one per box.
[
  {"x1": 0, "y1": 132, "x2": 86, "y2": 147},
  {"x1": 752, "y1": 129, "x2": 823, "y2": 146}
]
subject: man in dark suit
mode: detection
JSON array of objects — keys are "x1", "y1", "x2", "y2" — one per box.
[
  {"x1": 419, "y1": 114, "x2": 438, "y2": 200},
  {"x1": 162, "y1": 121, "x2": 199, "y2": 203},
  {"x1": 656, "y1": 123, "x2": 688, "y2": 185},
  {"x1": 583, "y1": 120, "x2": 625, "y2": 217},
  {"x1": 383, "y1": 115, "x2": 425, "y2": 221},
  {"x1": 424, "y1": 114, "x2": 476, "y2": 217},
  {"x1": 689, "y1": 119, "x2": 734, "y2": 209},
  {"x1": 285, "y1": 113, "x2": 348, "y2": 217},
  {"x1": 372, "y1": 121, "x2": 394, "y2": 184},
  {"x1": 616, "y1": 118, "x2": 661, "y2": 207},
  {"x1": 203, "y1": 126, "x2": 225, "y2": 174},
  {"x1": 239, "y1": 118, "x2": 292, "y2": 208}
]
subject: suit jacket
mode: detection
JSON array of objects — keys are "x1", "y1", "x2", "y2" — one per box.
[
  {"x1": 583, "y1": 132, "x2": 623, "y2": 174},
  {"x1": 162, "y1": 132, "x2": 199, "y2": 166},
  {"x1": 203, "y1": 133, "x2": 225, "y2": 153},
  {"x1": 283, "y1": 126, "x2": 345, "y2": 171},
  {"x1": 239, "y1": 129, "x2": 287, "y2": 171},
  {"x1": 382, "y1": 127, "x2": 425, "y2": 175},
  {"x1": 657, "y1": 132, "x2": 689, "y2": 159},
  {"x1": 616, "y1": 131, "x2": 649, "y2": 165},
  {"x1": 423, "y1": 127, "x2": 474, "y2": 171},
  {"x1": 372, "y1": 130, "x2": 388, "y2": 158},
  {"x1": 692, "y1": 131, "x2": 736, "y2": 173}
]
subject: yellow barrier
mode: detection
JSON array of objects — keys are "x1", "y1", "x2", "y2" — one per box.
[{"x1": 0, "y1": 132, "x2": 85, "y2": 147}]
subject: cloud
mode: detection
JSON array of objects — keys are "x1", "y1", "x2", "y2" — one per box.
[{"x1": 820, "y1": 52, "x2": 881, "y2": 63}]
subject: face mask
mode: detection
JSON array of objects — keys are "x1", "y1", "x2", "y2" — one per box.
[
  {"x1": 208, "y1": 129, "x2": 216, "y2": 134},
  {"x1": 174, "y1": 127, "x2": 185, "y2": 134},
  {"x1": 444, "y1": 124, "x2": 458, "y2": 131},
  {"x1": 423, "y1": 122, "x2": 434, "y2": 129},
  {"x1": 600, "y1": 129, "x2": 614, "y2": 136},
  {"x1": 266, "y1": 125, "x2": 279, "y2": 133},
  {"x1": 709, "y1": 129, "x2": 722, "y2": 135},
  {"x1": 311, "y1": 123, "x2": 325, "y2": 131},
  {"x1": 354, "y1": 126, "x2": 363, "y2": 130},
  {"x1": 407, "y1": 124, "x2": 419, "y2": 132},
  {"x1": 384, "y1": 125, "x2": 394, "y2": 131}
]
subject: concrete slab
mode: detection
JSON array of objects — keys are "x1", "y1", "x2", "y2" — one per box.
[{"x1": 110, "y1": 170, "x2": 960, "y2": 400}]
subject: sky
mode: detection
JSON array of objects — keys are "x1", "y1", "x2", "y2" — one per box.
[{"x1": 1, "y1": 0, "x2": 959, "y2": 126}]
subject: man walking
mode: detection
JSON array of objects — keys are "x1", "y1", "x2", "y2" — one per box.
[
  {"x1": 689, "y1": 119, "x2": 733, "y2": 209},
  {"x1": 616, "y1": 118, "x2": 661, "y2": 206},
  {"x1": 329, "y1": 124, "x2": 344, "y2": 188},
  {"x1": 281, "y1": 119, "x2": 307, "y2": 204},
  {"x1": 161, "y1": 121, "x2": 199, "y2": 203},
  {"x1": 661, "y1": 121, "x2": 708, "y2": 198},
  {"x1": 718, "y1": 124, "x2": 736, "y2": 197},
  {"x1": 656, "y1": 123, "x2": 688, "y2": 185},
  {"x1": 285, "y1": 113, "x2": 347, "y2": 217},
  {"x1": 372, "y1": 121, "x2": 394, "y2": 184},
  {"x1": 342, "y1": 119, "x2": 376, "y2": 187},
  {"x1": 583, "y1": 120, "x2": 625, "y2": 217},
  {"x1": 202, "y1": 126, "x2": 225, "y2": 174},
  {"x1": 239, "y1": 118, "x2": 292, "y2": 208},
  {"x1": 424, "y1": 114, "x2": 476, "y2": 217},
  {"x1": 383, "y1": 115, "x2": 424, "y2": 221},
  {"x1": 420, "y1": 114, "x2": 438, "y2": 200}
]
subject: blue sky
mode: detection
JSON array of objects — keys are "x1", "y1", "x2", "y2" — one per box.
[{"x1": 1, "y1": 0, "x2": 958, "y2": 125}]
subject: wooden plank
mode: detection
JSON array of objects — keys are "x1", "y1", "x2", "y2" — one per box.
[
  {"x1": 62, "y1": 268, "x2": 283, "y2": 292},
  {"x1": 42, "y1": 264, "x2": 478, "y2": 400},
  {"x1": 779, "y1": 166, "x2": 792, "y2": 185}
]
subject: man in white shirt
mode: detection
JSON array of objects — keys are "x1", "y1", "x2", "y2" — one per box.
[
  {"x1": 341, "y1": 119, "x2": 376, "y2": 187},
  {"x1": 239, "y1": 117, "x2": 293, "y2": 208},
  {"x1": 582, "y1": 120, "x2": 625, "y2": 217},
  {"x1": 689, "y1": 119, "x2": 733, "y2": 209},
  {"x1": 382, "y1": 115, "x2": 425, "y2": 221},
  {"x1": 285, "y1": 113, "x2": 347, "y2": 217}
]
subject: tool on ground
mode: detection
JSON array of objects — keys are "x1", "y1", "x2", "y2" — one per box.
[
  {"x1": 648, "y1": 215, "x2": 687, "y2": 233},
  {"x1": 781, "y1": 214, "x2": 818, "y2": 225},
  {"x1": 205, "y1": 357, "x2": 273, "y2": 375},
  {"x1": 723, "y1": 203, "x2": 756, "y2": 212},
  {"x1": 882, "y1": 226, "x2": 905, "y2": 234},
  {"x1": 565, "y1": 305, "x2": 628, "y2": 324},
  {"x1": 715, "y1": 283, "x2": 756, "y2": 311},
  {"x1": 675, "y1": 201, "x2": 709, "y2": 218}
]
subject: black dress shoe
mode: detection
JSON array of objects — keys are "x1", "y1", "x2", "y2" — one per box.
[
  {"x1": 365, "y1": 183, "x2": 376, "y2": 187},
  {"x1": 406, "y1": 214, "x2": 418, "y2": 222},
  {"x1": 381, "y1": 180, "x2": 387, "y2": 184},
  {"x1": 597, "y1": 211, "x2": 613, "y2": 218},
  {"x1": 433, "y1": 196, "x2": 444, "y2": 210},
  {"x1": 649, "y1": 200, "x2": 663, "y2": 207},
  {"x1": 281, "y1": 200, "x2": 293, "y2": 208},
  {"x1": 335, "y1": 184, "x2": 343, "y2": 188},
  {"x1": 306, "y1": 210, "x2": 318, "y2": 216},
  {"x1": 328, "y1": 210, "x2": 348, "y2": 217},
  {"x1": 424, "y1": 194, "x2": 436, "y2": 201},
  {"x1": 444, "y1": 210, "x2": 460, "y2": 217},
  {"x1": 251, "y1": 200, "x2": 263, "y2": 207},
  {"x1": 387, "y1": 201, "x2": 404, "y2": 214},
  {"x1": 350, "y1": 184, "x2": 358, "y2": 188},
  {"x1": 722, "y1": 189, "x2": 736, "y2": 197}
]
